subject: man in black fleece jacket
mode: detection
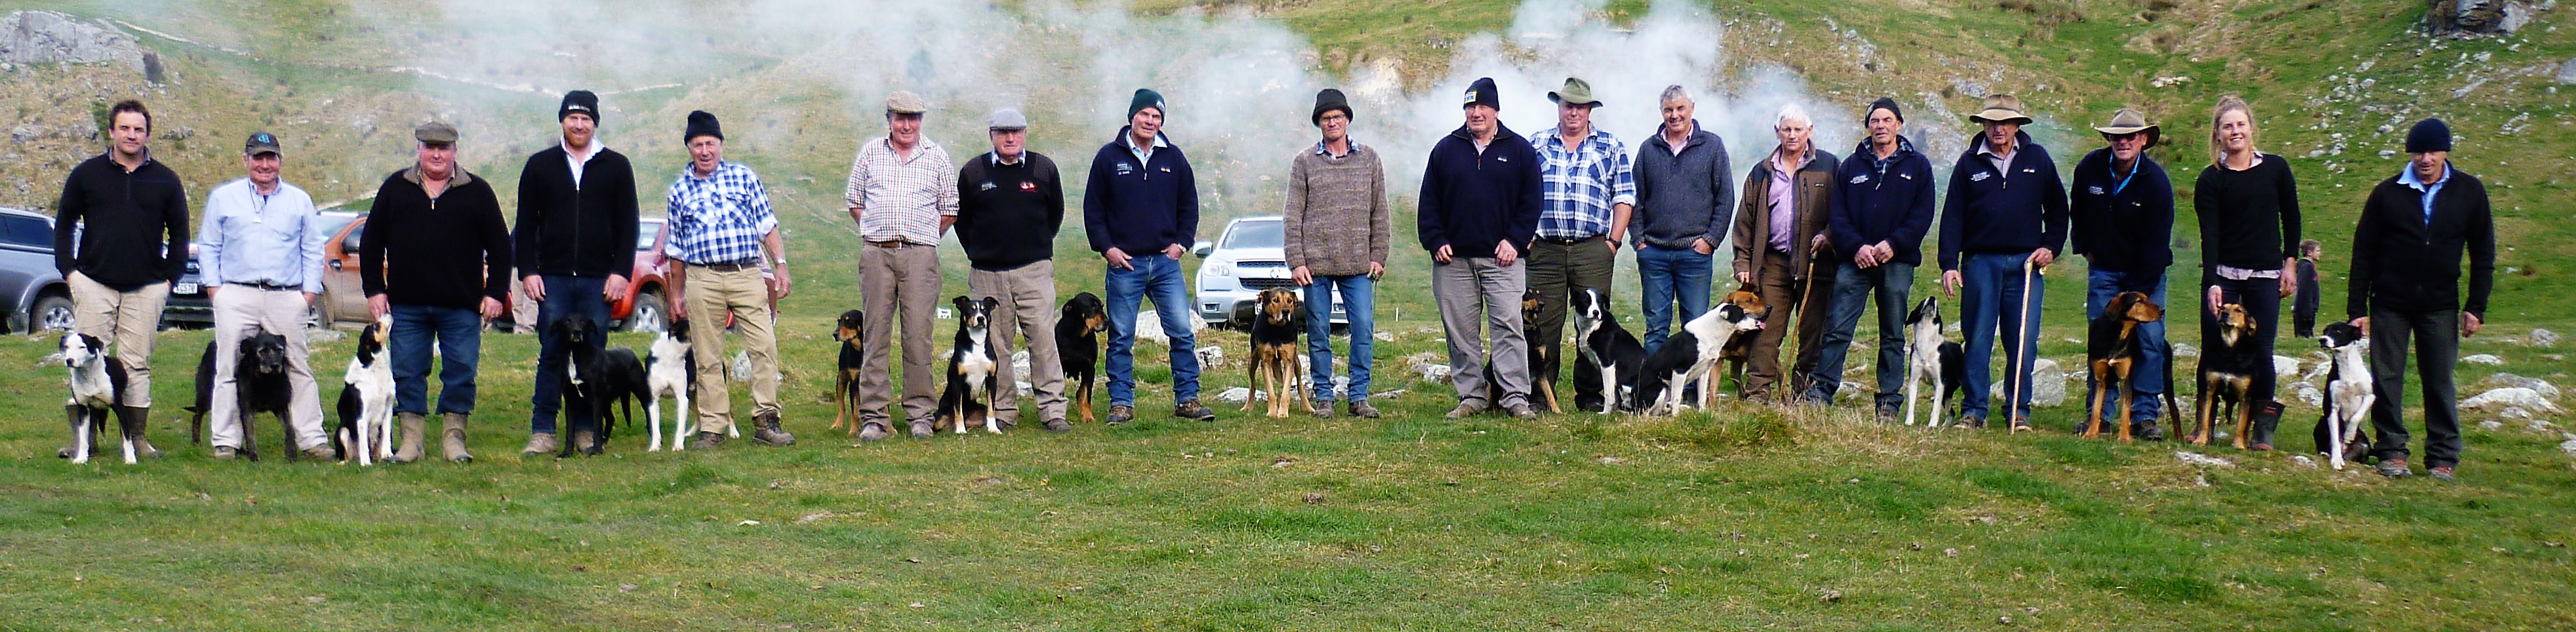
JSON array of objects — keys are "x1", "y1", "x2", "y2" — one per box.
[
  {"x1": 2067, "y1": 108, "x2": 2173, "y2": 438},
  {"x1": 956, "y1": 108, "x2": 1071, "y2": 432},
  {"x1": 512, "y1": 91, "x2": 640, "y2": 457},
  {"x1": 362, "y1": 123, "x2": 512, "y2": 464},
  {"x1": 2348, "y1": 119, "x2": 2495, "y2": 481},
  {"x1": 1937, "y1": 95, "x2": 2068, "y2": 431},
  {"x1": 52, "y1": 99, "x2": 187, "y2": 459},
  {"x1": 1809, "y1": 98, "x2": 1936, "y2": 415},
  {"x1": 1418, "y1": 77, "x2": 1542, "y2": 420}
]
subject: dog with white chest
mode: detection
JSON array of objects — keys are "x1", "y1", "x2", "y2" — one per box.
[
  {"x1": 2313, "y1": 322, "x2": 2375, "y2": 469},
  {"x1": 1635, "y1": 295, "x2": 1765, "y2": 415},
  {"x1": 1902, "y1": 297, "x2": 1965, "y2": 427},
  {"x1": 1570, "y1": 287, "x2": 1645, "y2": 414},
  {"x1": 644, "y1": 318, "x2": 698, "y2": 452},
  {"x1": 936, "y1": 296, "x2": 1003, "y2": 434},
  {"x1": 50, "y1": 333, "x2": 133, "y2": 465},
  {"x1": 334, "y1": 318, "x2": 397, "y2": 465}
]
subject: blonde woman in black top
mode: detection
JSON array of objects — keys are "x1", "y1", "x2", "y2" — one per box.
[{"x1": 2191, "y1": 96, "x2": 2300, "y2": 450}]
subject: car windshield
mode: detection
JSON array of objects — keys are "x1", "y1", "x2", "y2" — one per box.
[
  {"x1": 637, "y1": 221, "x2": 664, "y2": 251},
  {"x1": 315, "y1": 213, "x2": 358, "y2": 240},
  {"x1": 1222, "y1": 220, "x2": 1283, "y2": 249}
]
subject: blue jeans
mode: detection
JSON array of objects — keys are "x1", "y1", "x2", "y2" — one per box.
[
  {"x1": 1958, "y1": 253, "x2": 2044, "y2": 421},
  {"x1": 1104, "y1": 254, "x2": 1201, "y2": 407},
  {"x1": 1635, "y1": 245, "x2": 1713, "y2": 356},
  {"x1": 529, "y1": 275, "x2": 611, "y2": 434},
  {"x1": 1302, "y1": 274, "x2": 1375, "y2": 402},
  {"x1": 1807, "y1": 261, "x2": 1914, "y2": 408},
  {"x1": 391, "y1": 303, "x2": 484, "y2": 415},
  {"x1": 2085, "y1": 268, "x2": 2168, "y2": 423}
]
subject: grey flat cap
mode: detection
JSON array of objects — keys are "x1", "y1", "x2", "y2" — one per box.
[{"x1": 988, "y1": 108, "x2": 1028, "y2": 131}]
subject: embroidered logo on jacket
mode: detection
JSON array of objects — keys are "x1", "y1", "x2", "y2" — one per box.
[
  {"x1": 1970, "y1": 171, "x2": 1991, "y2": 182},
  {"x1": 1850, "y1": 175, "x2": 1870, "y2": 184},
  {"x1": 2086, "y1": 186, "x2": 2105, "y2": 195}
]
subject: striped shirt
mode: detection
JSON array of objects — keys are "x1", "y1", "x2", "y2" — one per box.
[
  {"x1": 844, "y1": 137, "x2": 959, "y2": 245},
  {"x1": 1529, "y1": 127, "x2": 1637, "y2": 240},
  {"x1": 664, "y1": 161, "x2": 778, "y2": 265}
]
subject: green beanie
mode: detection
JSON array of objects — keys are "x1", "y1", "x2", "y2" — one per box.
[{"x1": 1128, "y1": 89, "x2": 1165, "y2": 119}]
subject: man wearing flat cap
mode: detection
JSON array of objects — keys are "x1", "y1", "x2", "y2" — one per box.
[
  {"x1": 846, "y1": 90, "x2": 959, "y2": 440},
  {"x1": 1936, "y1": 94, "x2": 2067, "y2": 432},
  {"x1": 362, "y1": 122, "x2": 513, "y2": 463},
  {"x1": 1283, "y1": 88, "x2": 1392, "y2": 419},
  {"x1": 2068, "y1": 107, "x2": 2173, "y2": 439},
  {"x1": 1419, "y1": 77, "x2": 1542, "y2": 421},
  {"x1": 1084, "y1": 87, "x2": 1218, "y2": 425},
  {"x1": 2348, "y1": 117, "x2": 2495, "y2": 481},
  {"x1": 956, "y1": 108, "x2": 1070, "y2": 433},
  {"x1": 513, "y1": 89, "x2": 641, "y2": 457},
  {"x1": 199, "y1": 131, "x2": 332, "y2": 461},
  {"x1": 1527, "y1": 77, "x2": 1636, "y2": 414},
  {"x1": 663, "y1": 110, "x2": 796, "y2": 450}
]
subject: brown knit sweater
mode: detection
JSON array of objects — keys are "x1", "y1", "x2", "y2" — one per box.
[{"x1": 1282, "y1": 142, "x2": 1391, "y2": 277}]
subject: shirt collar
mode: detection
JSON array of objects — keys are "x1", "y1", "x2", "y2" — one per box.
[
  {"x1": 684, "y1": 160, "x2": 735, "y2": 182},
  {"x1": 1124, "y1": 130, "x2": 1166, "y2": 158},
  {"x1": 1975, "y1": 137, "x2": 2019, "y2": 158},
  {"x1": 2398, "y1": 163, "x2": 2451, "y2": 192},
  {"x1": 1312, "y1": 138, "x2": 1364, "y2": 157},
  {"x1": 563, "y1": 137, "x2": 604, "y2": 163},
  {"x1": 989, "y1": 151, "x2": 1025, "y2": 166}
]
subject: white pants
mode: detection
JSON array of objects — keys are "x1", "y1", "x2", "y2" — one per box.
[{"x1": 207, "y1": 286, "x2": 327, "y2": 451}]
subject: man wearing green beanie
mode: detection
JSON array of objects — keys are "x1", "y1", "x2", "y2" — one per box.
[{"x1": 1083, "y1": 88, "x2": 1217, "y2": 425}]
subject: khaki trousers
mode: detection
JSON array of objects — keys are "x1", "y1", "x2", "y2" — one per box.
[
  {"x1": 969, "y1": 261, "x2": 1068, "y2": 424},
  {"x1": 858, "y1": 242, "x2": 940, "y2": 427},
  {"x1": 684, "y1": 265, "x2": 780, "y2": 435},
  {"x1": 1433, "y1": 257, "x2": 1529, "y2": 408},
  {"x1": 68, "y1": 271, "x2": 167, "y2": 406},
  {"x1": 1744, "y1": 253, "x2": 1834, "y2": 401},
  {"x1": 207, "y1": 286, "x2": 327, "y2": 450}
]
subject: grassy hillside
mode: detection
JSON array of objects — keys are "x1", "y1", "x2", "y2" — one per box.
[{"x1": 4, "y1": 1, "x2": 2573, "y2": 629}]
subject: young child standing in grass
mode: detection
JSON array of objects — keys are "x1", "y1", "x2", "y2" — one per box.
[{"x1": 2294, "y1": 239, "x2": 2322, "y2": 338}]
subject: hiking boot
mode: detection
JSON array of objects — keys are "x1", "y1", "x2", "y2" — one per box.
[
  {"x1": 1505, "y1": 402, "x2": 1539, "y2": 421},
  {"x1": 116, "y1": 406, "x2": 162, "y2": 459},
  {"x1": 1348, "y1": 400, "x2": 1380, "y2": 419},
  {"x1": 1310, "y1": 402, "x2": 1335, "y2": 418},
  {"x1": 2429, "y1": 465, "x2": 2457, "y2": 481},
  {"x1": 1174, "y1": 400, "x2": 1217, "y2": 421},
  {"x1": 1105, "y1": 405, "x2": 1135, "y2": 425},
  {"x1": 751, "y1": 411, "x2": 795, "y2": 446},
  {"x1": 574, "y1": 429, "x2": 603, "y2": 455},
  {"x1": 2249, "y1": 402, "x2": 2285, "y2": 451},
  {"x1": 858, "y1": 422, "x2": 890, "y2": 442},
  {"x1": 441, "y1": 413, "x2": 473, "y2": 463},
  {"x1": 1043, "y1": 418, "x2": 1073, "y2": 433},
  {"x1": 910, "y1": 421, "x2": 934, "y2": 438},
  {"x1": 521, "y1": 432, "x2": 560, "y2": 456},
  {"x1": 2375, "y1": 457, "x2": 2412, "y2": 478},
  {"x1": 688, "y1": 431, "x2": 727, "y2": 450},
  {"x1": 301, "y1": 445, "x2": 337, "y2": 461},
  {"x1": 2133, "y1": 420, "x2": 2166, "y2": 442},
  {"x1": 1875, "y1": 405, "x2": 1900, "y2": 424},
  {"x1": 2007, "y1": 416, "x2": 2033, "y2": 434},
  {"x1": 1445, "y1": 400, "x2": 1489, "y2": 419},
  {"x1": 392, "y1": 412, "x2": 427, "y2": 463},
  {"x1": 212, "y1": 446, "x2": 238, "y2": 461},
  {"x1": 1949, "y1": 415, "x2": 1985, "y2": 429}
]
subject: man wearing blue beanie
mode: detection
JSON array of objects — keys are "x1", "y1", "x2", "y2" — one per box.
[
  {"x1": 2347, "y1": 117, "x2": 2495, "y2": 481},
  {"x1": 1083, "y1": 88, "x2": 1218, "y2": 425}
]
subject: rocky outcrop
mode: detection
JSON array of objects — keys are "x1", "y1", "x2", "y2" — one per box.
[
  {"x1": 0, "y1": 11, "x2": 146, "y2": 74},
  {"x1": 2426, "y1": 0, "x2": 2537, "y2": 37}
]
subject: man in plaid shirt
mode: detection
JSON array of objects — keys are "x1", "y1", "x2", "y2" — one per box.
[
  {"x1": 663, "y1": 110, "x2": 796, "y2": 450},
  {"x1": 844, "y1": 91, "x2": 959, "y2": 441},
  {"x1": 1526, "y1": 77, "x2": 1636, "y2": 413}
]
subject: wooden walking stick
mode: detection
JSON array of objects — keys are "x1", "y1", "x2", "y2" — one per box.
[{"x1": 2008, "y1": 255, "x2": 2042, "y2": 432}]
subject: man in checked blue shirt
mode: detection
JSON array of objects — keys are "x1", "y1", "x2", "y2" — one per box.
[
  {"x1": 199, "y1": 131, "x2": 333, "y2": 461},
  {"x1": 662, "y1": 111, "x2": 796, "y2": 450},
  {"x1": 1526, "y1": 77, "x2": 1636, "y2": 413}
]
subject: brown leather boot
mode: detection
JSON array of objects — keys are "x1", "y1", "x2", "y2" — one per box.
[
  {"x1": 441, "y1": 412, "x2": 473, "y2": 463},
  {"x1": 750, "y1": 411, "x2": 795, "y2": 446},
  {"x1": 115, "y1": 406, "x2": 163, "y2": 459},
  {"x1": 392, "y1": 412, "x2": 426, "y2": 463}
]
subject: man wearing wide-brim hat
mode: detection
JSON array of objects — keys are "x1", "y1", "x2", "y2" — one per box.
[
  {"x1": 2067, "y1": 107, "x2": 2175, "y2": 439},
  {"x1": 1527, "y1": 76, "x2": 1636, "y2": 414},
  {"x1": 1935, "y1": 93, "x2": 2068, "y2": 432}
]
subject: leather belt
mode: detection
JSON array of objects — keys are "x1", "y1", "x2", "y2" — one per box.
[
  {"x1": 229, "y1": 281, "x2": 301, "y2": 291},
  {"x1": 691, "y1": 261, "x2": 761, "y2": 272},
  {"x1": 1537, "y1": 235, "x2": 1605, "y2": 245},
  {"x1": 867, "y1": 240, "x2": 919, "y2": 249}
]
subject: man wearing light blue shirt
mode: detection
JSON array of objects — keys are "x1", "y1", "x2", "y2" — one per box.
[{"x1": 199, "y1": 131, "x2": 332, "y2": 460}]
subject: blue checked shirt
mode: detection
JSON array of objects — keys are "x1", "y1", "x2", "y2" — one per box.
[
  {"x1": 664, "y1": 161, "x2": 779, "y2": 265},
  {"x1": 1529, "y1": 127, "x2": 1637, "y2": 240}
]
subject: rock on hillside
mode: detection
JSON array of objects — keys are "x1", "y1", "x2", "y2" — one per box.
[{"x1": 1, "y1": 11, "x2": 146, "y2": 74}]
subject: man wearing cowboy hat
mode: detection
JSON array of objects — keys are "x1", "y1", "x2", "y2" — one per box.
[
  {"x1": 2068, "y1": 107, "x2": 2173, "y2": 439},
  {"x1": 1937, "y1": 94, "x2": 2068, "y2": 432},
  {"x1": 1526, "y1": 77, "x2": 1636, "y2": 413}
]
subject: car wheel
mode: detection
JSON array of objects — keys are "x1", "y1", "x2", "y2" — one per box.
[
  {"x1": 32, "y1": 293, "x2": 75, "y2": 332},
  {"x1": 627, "y1": 290, "x2": 666, "y2": 333}
]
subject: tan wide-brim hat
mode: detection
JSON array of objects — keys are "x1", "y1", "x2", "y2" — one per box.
[
  {"x1": 1965, "y1": 93, "x2": 2034, "y2": 126},
  {"x1": 2091, "y1": 107, "x2": 2160, "y2": 150}
]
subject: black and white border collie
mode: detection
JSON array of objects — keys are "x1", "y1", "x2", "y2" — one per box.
[
  {"x1": 51, "y1": 333, "x2": 131, "y2": 465},
  {"x1": 2314, "y1": 322, "x2": 2375, "y2": 469},
  {"x1": 1635, "y1": 297, "x2": 1766, "y2": 415},
  {"x1": 645, "y1": 318, "x2": 699, "y2": 452},
  {"x1": 1902, "y1": 297, "x2": 1966, "y2": 427},
  {"x1": 334, "y1": 318, "x2": 396, "y2": 465},
  {"x1": 1570, "y1": 287, "x2": 1645, "y2": 414},
  {"x1": 936, "y1": 295, "x2": 1001, "y2": 434}
]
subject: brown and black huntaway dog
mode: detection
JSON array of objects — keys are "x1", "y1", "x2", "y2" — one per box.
[
  {"x1": 1713, "y1": 286, "x2": 1771, "y2": 398},
  {"x1": 2190, "y1": 301, "x2": 2264, "y2": 448},
  {"x1": 2084, "y1": 291, "x2": 2165, "y2": 442},
  {"x1": 828, "y1": 309, "x2": 867, "y2": 435},
  {"x1": 936, "y1": 296, "x2": 1003, "y2": 434},
  {"x1": 1056, "y1": 292, "x2": 1108, "y2": 423},
  {"x1": 1245, "y1": 287, "x2": 1312, "y2": 418},
  {"x1": 1480, "y1": 289, "x2": 1555, "y2": 411}
]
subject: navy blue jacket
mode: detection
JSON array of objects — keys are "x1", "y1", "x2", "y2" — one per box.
[
  {"x1": 1826, "y1": 137, "x2": 1936, "y2": 266},
  {"x1": 1937, "y1": 131, "x2": 2068, "y2": 271},
  {"x1": 2348, "y1": 167, "x2": 2495, "y2": 320},
  {"x1": 2066, "y1": 148, "x2": 2174, "y2": 274},
  {"x1": 1417, "y1": 123, "x2": 1540, "y2": 258},
  {"x1": 1082, "y1": 127, "x2": 1199, "y2": 255}
]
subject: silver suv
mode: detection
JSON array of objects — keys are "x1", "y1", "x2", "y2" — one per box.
[
  {"x1": 1191, "y1": 215, "x2": 1346, "y2": 327},
  {"x1": 0, "y1": 207, "x2": 74, "y2": 334}
]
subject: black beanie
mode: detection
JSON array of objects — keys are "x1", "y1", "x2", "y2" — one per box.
[
  {"x1": 2405, "y1": 117, "x2": 2451, "y2": 154},
  {"x1": 1129, "y1": 89, "x2": 1165, "y2": 119},
  {"x1": 685, "y1": 110, "x2": 723, "y2": 143},
  {"x1": 559, "y1": 90, "x2": 599, "y2": 124},
  {"x1": 1312, "y1": 89, "x2": 1352, "y2": 125},
  {"x1": 1463, "y1": 77, "x2": 1500, "y2": 111},
  {"x1": 1866, "y1": 96, "x2": 1903, "y2": 122}
]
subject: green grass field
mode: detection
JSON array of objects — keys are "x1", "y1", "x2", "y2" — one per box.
[{"x1": 6, "y1": 0, "x2": 2576, "y2": 629}]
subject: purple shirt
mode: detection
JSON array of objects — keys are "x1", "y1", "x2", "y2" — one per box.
[{"x1": 1766, "y1": 150, "x2": 1809, "y2": 252}]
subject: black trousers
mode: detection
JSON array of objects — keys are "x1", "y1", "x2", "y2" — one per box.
[
  {"x1": 2368, "y1": 307, "x2": 2463, "y2": 468},
  {"x1": 1527, "y1": 237, "x2": 1615, "y2": 409},
  {"x1": 2202, "y1": 274, "x2": 2282, "y2": 404}
]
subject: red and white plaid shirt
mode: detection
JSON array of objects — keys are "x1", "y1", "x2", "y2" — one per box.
[{"x1": 844, "y1": 137, "x2": 958, "y2": 245}]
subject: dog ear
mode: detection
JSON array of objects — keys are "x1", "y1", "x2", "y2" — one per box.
[
  {"x1": 2130, "y1": 300, "x2": 2163, "y2": 322},
  {"x1": 981, "y1": 297, "x2": 999, "y2": 312}
]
